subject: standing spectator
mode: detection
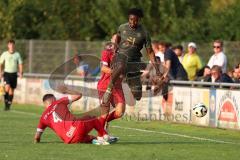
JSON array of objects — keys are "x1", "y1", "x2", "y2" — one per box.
[
  {"x1": 182, "y1": 42, "x2": 202, "y2": 80},
  {"x1": 207, "y1": 40, "x2": 227, "y2": 73},
  {"x1": 173, "y1": 45, "x2": 184, "y2": 63},
  {"x1": 0, "y1": 40, "x2": 23, "y2": 111},
  {"x1": 159, "y1": 41, "x2": 188, "y2": 80},
  {"x1": 158, "y1": 41, "x2": 188, "y2": 100}
]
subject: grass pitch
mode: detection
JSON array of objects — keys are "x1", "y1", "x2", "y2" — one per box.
[{"x1": 0, "y1": 103, "x2": 240, "y2": 160}]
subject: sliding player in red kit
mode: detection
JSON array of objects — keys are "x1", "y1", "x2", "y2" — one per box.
[
  {"x1": 34, "y1": 88, "x2": 113, "y2": 145},
  {"x1": 97, "y1": 35, "x2": 126, "y2": 135}
]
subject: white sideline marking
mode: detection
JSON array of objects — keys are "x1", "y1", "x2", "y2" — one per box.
[
  {"x1": 11, "y1": 110, "x2": 40, "y2": 117},
  {"x1": 112, "y1": 126, "x2": 239, "y2": 145},
  {"x1": 9, "y1": 110, "x2": 239, "y2": 145}
]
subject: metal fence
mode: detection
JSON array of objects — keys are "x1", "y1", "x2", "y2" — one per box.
[{"x1": 0, "y1": 40, "x2": 240, "y2": 74}]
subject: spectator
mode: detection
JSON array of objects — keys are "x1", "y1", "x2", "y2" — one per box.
[
  {"x1": 152, "y1": 40, "x2": 164, "y2": 62},
  {"x1": 232, "y1": 64, "x2": 240, "y2": 83},
  {"x1": 207, "y1": 40, "x2": 227, "y2": 73},
  {"x1": 182, "y1": 42, "x2": 202, "y2": 80},
  {"x1": 73, "y1": 54, "x2": 89, "y2": 77},
  {"x1": 73, "y1": 54, "x2": 100, "y2": 79},
  {"x1": 204, "y1": 65, "x2": 233, "y2": 83},
  {"x1": 159, "y1": 41, "x2": 188, "y2": 80},
  {"x1": 196, "y1": 65, "x2": 211, "y2": 81},
  {"x1": 173, "y1": 45, "x2": 184, "y2": 63},
  {"x1": 0, "y1": 39, "x2": 23, "y2": 111}
]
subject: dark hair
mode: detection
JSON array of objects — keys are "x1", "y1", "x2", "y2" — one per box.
[
  {"x1": 196, "y1": 65, "x2": 210, "y2": 77},
  {"x1": 8, "y1": 39, "x2": 15, "y2": 44},
  {"x1": 204, "y1": 65, "x2": 210, "y2": 69},
  {"x1": 173, "y1": 45, "x2": 183, "y2": 51},
  {"x1": 234, "y1": 63, "x2": 240, "y2": 69},
  {"x1": 128, "y1": 8, "x2": 144, "y2": 18},
  {"x1": 42, "y1": 94, "x2": 55, "y2": 102}
]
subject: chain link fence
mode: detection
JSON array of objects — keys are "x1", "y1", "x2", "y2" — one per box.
[{"x1": 0, "y1": 40, "x2": 240, "y2": 74}]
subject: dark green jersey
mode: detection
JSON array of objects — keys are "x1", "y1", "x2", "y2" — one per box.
[{"x1": 117, "y1": 23, "x2": 151, "y2": 61}]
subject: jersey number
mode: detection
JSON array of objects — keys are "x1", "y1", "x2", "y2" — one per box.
[
  {"x1": 127, "y1": 37, "x2": 136, "y2": 45},
  {"x1": 52, "y1": 112, "x2": 63, "y2": 123}
]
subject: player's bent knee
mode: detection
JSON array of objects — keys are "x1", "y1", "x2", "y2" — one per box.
[
  {"x1": 115, "y1": 111, "x2": 124, "y2": 118},
  {"x1": 115, "y1": 103, "x2": 126, "y2": 118}
]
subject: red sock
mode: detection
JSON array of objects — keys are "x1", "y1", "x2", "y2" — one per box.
[
  {"x1": 106, "y1": 111, "x2": 119, "y2": 122},
  {"x1": 99, "y1": 116, "x2": 106, "y2": 129},
  {"x1": 94, "y1": 119, "x2": 107, "y2": 137}
]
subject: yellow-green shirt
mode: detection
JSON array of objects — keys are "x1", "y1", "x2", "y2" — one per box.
[
  {"x1": 0, "y1": 51, "x2": 23, "y2": 73},
  {"x1": 182, "y1": 53, "x2": 202, "y2": 80}
]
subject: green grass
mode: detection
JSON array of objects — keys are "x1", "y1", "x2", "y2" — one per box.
[{"x1": 0, "y1": 103, "x2": 240, "y2": 160}]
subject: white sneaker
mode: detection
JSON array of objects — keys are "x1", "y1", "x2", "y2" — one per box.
[{"x1": 92, "y1": 137, "x2": 110, "y2": 145}]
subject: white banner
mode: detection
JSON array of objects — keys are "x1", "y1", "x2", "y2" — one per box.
[{"x1": 172, "y1": 86, "x2": 191, "y2": 123}]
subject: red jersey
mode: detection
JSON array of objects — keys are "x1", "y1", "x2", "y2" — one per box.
[
  {"x1": 36, "y1": 96, "x2": 82, "y2": 144},
  {"x1": 97, "y1": 49, "x2": 123, "y2": 90}
]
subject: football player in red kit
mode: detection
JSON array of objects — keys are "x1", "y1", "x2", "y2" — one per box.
[
  {"x1": 97, "y1": 35, "x2": 126, "y2": 134},
  {"x1": 34, "y1": 89, "x2": 112, "y2": 145}
]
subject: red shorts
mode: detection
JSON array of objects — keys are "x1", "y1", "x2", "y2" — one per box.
[
  {"x1": 98, "y1": 87, "x2": 125, "y2": 107},
  {"x1": 69, "y1": 119, "x2": 106, "y2": 143}
]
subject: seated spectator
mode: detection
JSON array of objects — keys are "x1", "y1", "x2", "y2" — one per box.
[
  {"x1": 182, "y1": 42, "x2": 202, "y2": 80},
  {"x1": 173, "y1": 45, "x2": 184, "y2": 63},
  {"x1": 207, "y1": 40, "x2": 227, "y2": 73},
  {"x1": 203, "y1": 65, "x2": 233, "y2": 83},
  {"x1": 232, "y1": 64, "x2": 240, "y2": 83},
  {"x1": 227, "y1": 70, "x2": 233, "y2": 78},
  {"x1": 196, "y1": 66, "x2": 211, "y2": 81}
]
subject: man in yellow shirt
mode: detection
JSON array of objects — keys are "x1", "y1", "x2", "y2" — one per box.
[{"x1": 182, "y1": 42, "x2": 202, "y2": 80}]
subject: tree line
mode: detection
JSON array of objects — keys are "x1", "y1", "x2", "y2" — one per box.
[{"x1": 0, "y1": 0, "x2": 240, "y2": 42}]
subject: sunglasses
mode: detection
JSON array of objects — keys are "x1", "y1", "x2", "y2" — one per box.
[{"x1": 213, "y1": 46, "x2": 221, "y2": 49}]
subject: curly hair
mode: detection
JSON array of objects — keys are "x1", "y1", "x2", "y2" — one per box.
[{"x1": 128, "y1": 8, "x2": 144, "y2": 18}]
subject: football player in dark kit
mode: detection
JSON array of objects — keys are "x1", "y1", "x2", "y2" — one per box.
[{"x1": 101, "y1": 8, "x2": 162, "y2": 105}]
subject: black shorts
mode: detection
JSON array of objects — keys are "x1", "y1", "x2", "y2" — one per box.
[
  {"x1": 112, "y1": 53, "x2": 143, "y2": 99},
  {"x1": 3, "y1": 72, "x2": 18, "y2": 89}
]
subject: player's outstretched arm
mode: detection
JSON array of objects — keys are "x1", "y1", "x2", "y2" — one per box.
[
  {"x1": 69, "y1": 94, "x2": 82, "y2": 103},
  {"x1": 57, "y1": 85, "x2": 82, "y2": 102}
]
